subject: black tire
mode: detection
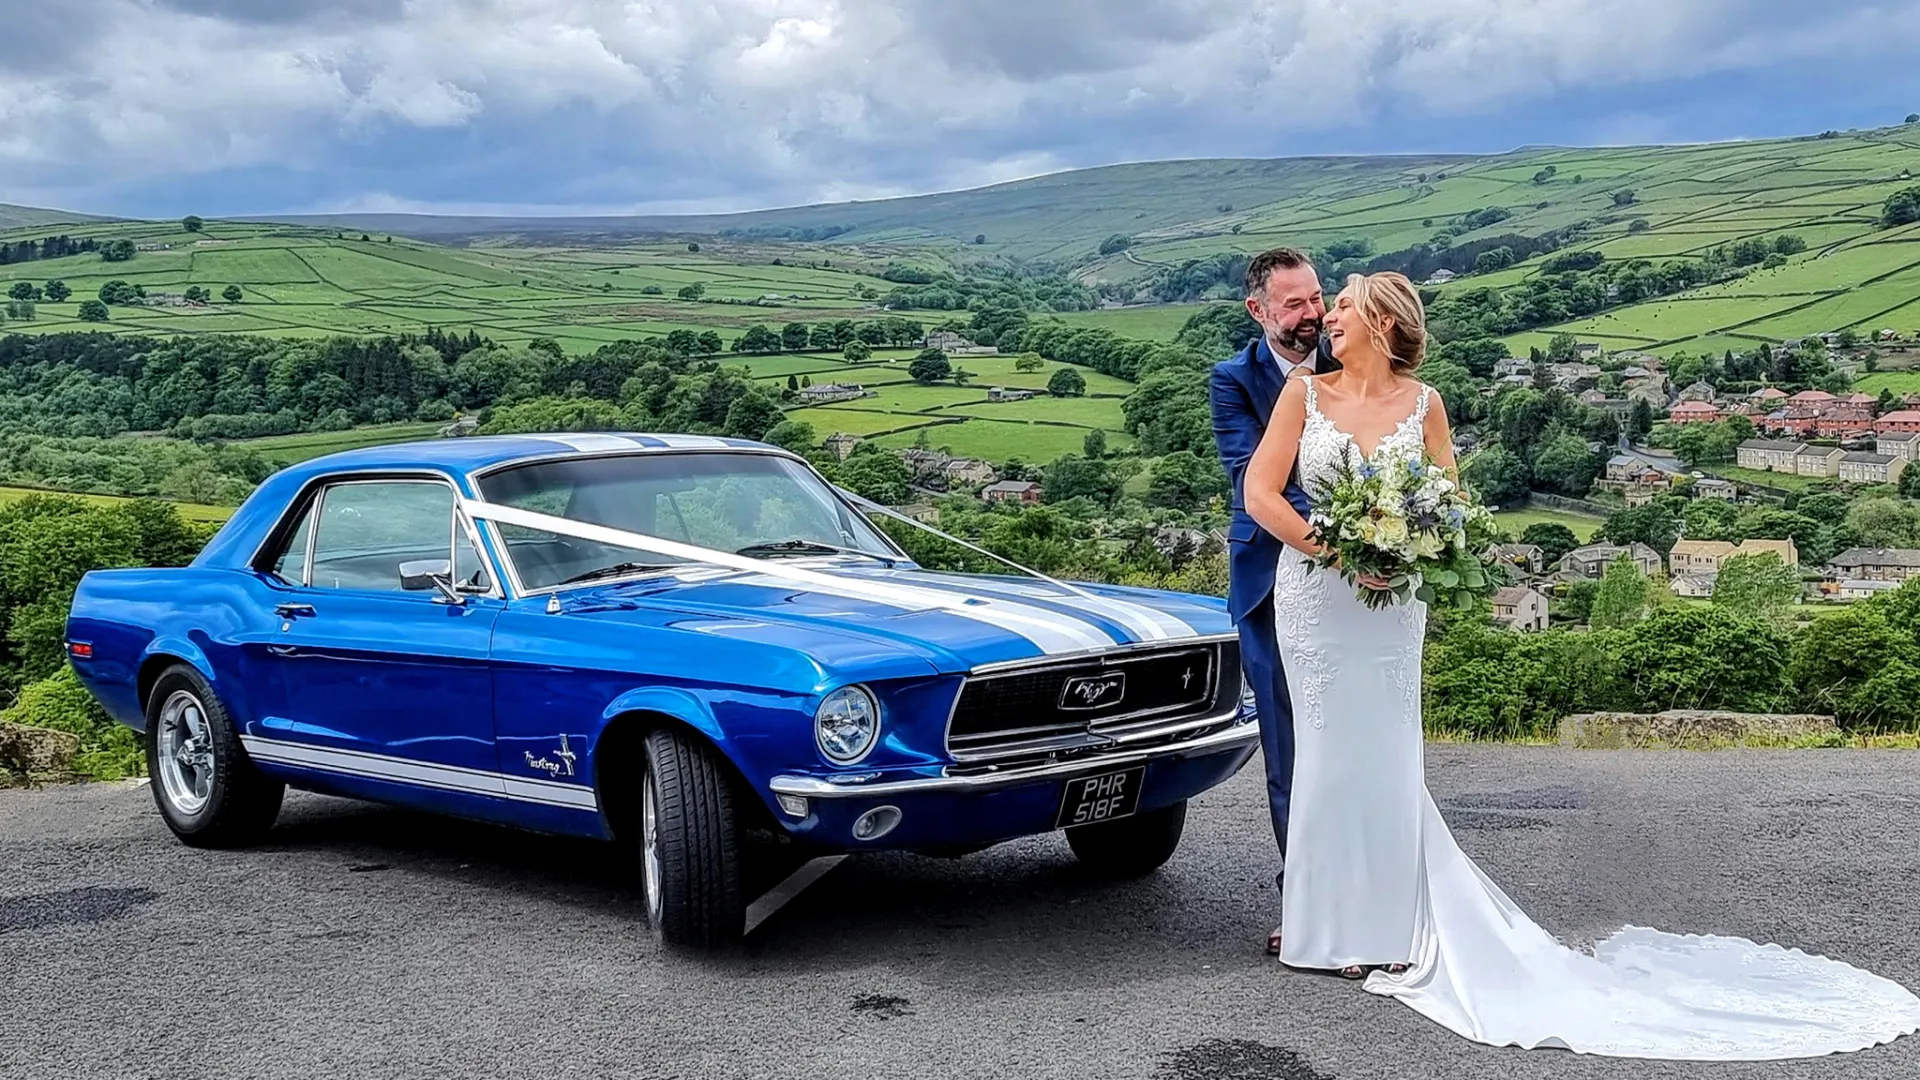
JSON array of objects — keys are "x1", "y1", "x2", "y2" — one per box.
[
  {"x1": 1065, "y1": 799, "x2": 1187, "y2": 877},
  {"x1": 641, "y1": 728, "x2": 745, "y2": 949},
  {"x1": 145, "y1": 665, "x2": 284, "y2": 848}
]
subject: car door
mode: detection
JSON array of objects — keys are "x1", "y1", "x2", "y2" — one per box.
[{"x1": 244, "y1": 475, "x2": 505, "y2": 804}]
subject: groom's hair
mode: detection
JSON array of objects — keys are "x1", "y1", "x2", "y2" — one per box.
[{"x1": 1245, "y1": 247, "x2": 1314, "y2": 297}]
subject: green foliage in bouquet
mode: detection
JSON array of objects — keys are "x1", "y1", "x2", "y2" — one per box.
[{"x1": 1303, "y1": 452, "x2": 1509, "y2": 610}]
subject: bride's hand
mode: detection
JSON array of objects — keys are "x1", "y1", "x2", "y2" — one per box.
[{"x1": 1355, "y1": 572, "x2": 1392, "y2": 591}]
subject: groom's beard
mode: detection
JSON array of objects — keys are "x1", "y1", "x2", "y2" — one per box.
[{"x1": 1272, "y1": 317, "x2": 1322, "y2": 357}]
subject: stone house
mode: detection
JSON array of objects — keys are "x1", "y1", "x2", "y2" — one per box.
[
  {"x1": 1489, "y1": 543, "x2": 1545, "y2": 575},
  {"x1": 943, "y1": 458, "x2": 997, "y2": 488},
  {"x1": 1735, "y1": 438, "x2": 1804, "y2": 473},
  {"x1": 798, "y1": 382, "x2": 868, "y2": 404},
  {"x1": 1676, "y1": 380, "x2": 1719, "y2": 404},
  {"x1": 822, "y1": 432, "x2": 861, "y2": 460},
  {"x1": 1825, "y1": 548, "x2": 1920, "y2": 584},
  {"x1": 1794, "y1": 445, "x2": 1845, "y2": 477},
  {"x1": 1565, "y1": 542, "x2": 1662, "y2": 579},
  {"x1": 1669, "y1": 538, "x2": 1798, "y2": 576},
  {"x1": 1876, "y1": 431, "x2": 1920, "y2": 462},
  {"x1": 1491, "y1": 586, "x2": 1550, "y2": 632},
  {"x1": 1691, "y1": 477, "x2": 1738, "y2": 500},
  {"x1": 987, "y1": 386, "x2": 1035, "y2": 402},
  {"x1": 1839, "y1": 452, "x2": 1907, "y2": 485},
  {"x1": 1670, "y1": 573, "x2": 1716, "y2": 599}
]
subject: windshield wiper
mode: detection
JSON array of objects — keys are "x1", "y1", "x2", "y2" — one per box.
[
  {"x1": 558, "y1": 561, "x2": 679, "y2": 586},
  {"x1": 734, "y1": 539, "x2": 896, "y2": 567}
]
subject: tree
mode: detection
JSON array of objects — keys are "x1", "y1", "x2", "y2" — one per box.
[
  {"x1": 1628, "y1": 398, "x2": 1655, "y2": 440},
  {"x1": 762, "y1": 420, "x2": 816, "y2": 454},
  {"x1": 1518, "y1": 522, "x2": 1580, "y2": 565},
  {"x1": 1530, "y1": 433, "x2": 1598, "y2": 496},
  {"x1": 721, "y1": 393, "x2": 784, "y2": 440},
  {"x1": 1590, "y1": 555, "x2": 1659, "y2": 629},
  {"x1": 1712, "y1": 553, "x2": 1800, "y2": 622},
  {"x1": 1609, "y1": 606, "x2": 1788, "y2": 712},
  {"x1": 1013, "y1": 352, "x2": 1046, "y2": 373},
  {"x1": 843, "y1": 340, "x2": 872, "y2": 363},
  {"x1": 1083, "y1": 429, "x2": 1107, "y2": 459},
  {"x1": 1545, "y1": 332, "x2": 1580, "y2": 363},
  {"x1": 909, "y1": 349, "x2": 952, "y2": 384},
  {"x1": 7, "y1": 282, "x2": 34, "y2": 301},
  {"x1": 1909, "y1": 113, "x2": 1920, "y2": 124},
  {"x1": 43, "y1": 280, "x2": 71, "y2": 302},
  {"x1": 1461, "y1": 446, "x2": 1528, "y2": 507},
  {"x1": 1098, "y1": 234, "x2": 1134, "y2": 255},
  {"x1": 77, "y1": 300, "x2": 109, "y2": 322},
  {"x1": 99, "y1": 239, "x2": 136, "y2": 262},
  {"x1": 1043, "y1": 455, "x2": 1121, "y2": 506},
  {"x1": 696, "y1": 330, "x2": 724, "y2": 356},
  {"x1": 1611, "y1": 190, "x2": 1637, "y2": 207},
  {"x1": 1883, "y1": 186, "x2": 1920, "y2": 228},
  {"x1": 973, "y1": 234, "x2": 986, "y2": 245},
  {"x1": 1845, "y1": 497, "x2": 1920, "y2": 549},
  {"x1": 675, "y1": 283, "x2": 705, "y2": 301},
  {"x1": 182, "y1": 286, "x2": 209, "y2": 304},
  {"x1": 182, "y1": 216, "x2": 204, "y2": 232},
  {"x1": 98, "y1": 280, "x2": 140, "y2": 305},
  {"x1": 1145, "y1": 451, "x2": 1223, "y2": 510},
  {"x1": 1047, "y1": 367, "x2": 1087, "y2": 397},
  {"x1": 781, "y1": 323, "x2": 811, "y2": 351},
  {"x1": 836, "y1": 446, "x2": 911, "y2": 504},
  {"x1": 686, "y1": 242, "x2": 701, "y2": 252},
  {"x1": 1603, "y1": 500, "x2": 1683, "y2": 554}
]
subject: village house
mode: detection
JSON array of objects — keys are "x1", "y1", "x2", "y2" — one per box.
[
  {"x1": 1736, "y1": 438, "x2": 1804, "y2": 473},
  {"x1": 1796, "y1": 445, "x2": 1846, "y2": 477},
  {"x1": 1670, "y1": 573, "x2": 1716, "y2": 599},
  {"x1": 1626, "y1": 380, "x2": 1671, "y2": 409},
  {"x1": 1565, "y1": 541, "x2": 1662, "y2": 579},
  {"x1": 1691, "y1": 476, "x2": 1738, "y2": 501},
  {"x1": 890, "y1": 503, "x2": 940, "y2": 524},
  {"x1": 1549, "y1": 363, "x2": 1603, "y2": 390},
  {"x1": 986, "y1": 386, "x2": 1035, "y2": 402},
  {"x1": 1839, "y1": 451, "x2": 1907, "y2": 485},
  {"x1": 1789, "y1": 389, "x2": 1836, "y2": 407},
  {"x1": 1424, "y1": 269, "x2": 1458, "y2": 285},
  {"x1": 982, "y1": 479, "x2": 1043, "y2": 505},
  {"x1": 1874, "y1": 410, "x2": 1920, "y2": 434},
  {"x1": 901, "y1": 448, "x2": 949, "y2": 478},
  {"x1": 797, "y1": 382, "x2": 869, "y2": 404},
  {"x1": 923, "y1": 330, "x2": 973, "y2": 351},
  {"x1": 1750, "y1": 387, "x2": 1789, "y2": 405},
  {"x1": 1599, "y1": 452, "x2": 1682, "y2": 492},
  {"x1": 1489, "y1": 543, "x2": 1545, "y2": 575},
  {"x1": 1491, "y1": 586, "x2": 1550, "y2": 632},
  {"x1": 1669, "y1": 538, "x2": 1799, "y2": 576},
  {"x1": 1877, "y1": 431, "x2": 1920, "y2": 462},
  {"x1": 1494, "y1": 358, "x2": 1533, "y2": 378},
  {"x1": 1151, "y1": 526, "x2": 1212, "y2": 559},
  {"x1": 1668, "y1": 400, "x2": 1721, "y2": 424},
  {"x1": 943, "y1": 458, "x2": 997, "y2": 487},
  {"x1": 1675, "y1": 380, "x2": 1719, "y2": 404},
  {"x1": 822, "y1": 432, "x2": 862, "y2": 460},
  {"x1": 1837, "y1": 578, "x2": 1903, "y2": 601},
  {"x1": 1578, "y1": 389, "x2": 1611, "y2": 407},
  {"x1": 1826, "y1": 548, "x2": 1920, "y2": 584},
  {"x1": 1574, "y1": 342, "x2": 1604, "y2": 361}
]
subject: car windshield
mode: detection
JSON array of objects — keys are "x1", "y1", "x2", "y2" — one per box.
[{"x1": 474, "y1": 451, "x2": 899, "y2": 591}]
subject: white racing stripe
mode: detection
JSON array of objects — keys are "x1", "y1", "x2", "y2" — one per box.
[
  {"x1": 648, "y1": 433, "x2": 732, "y2": 448},
  {"x1": 534, "y1": 433, "x2": 646, "y2": 453},
  {"x1": 240, "y1": 734, "x2": 599, "y2": 811},
  {"x1": 464, "y1": 499, "x2": 1116, "y2": 655}
]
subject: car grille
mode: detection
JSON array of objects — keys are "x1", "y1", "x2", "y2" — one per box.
[{"x1": 946, "y1": 640, "x2": 1240, "y2": 763}]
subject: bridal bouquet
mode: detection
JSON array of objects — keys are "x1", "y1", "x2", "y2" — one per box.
[{"x1": 1303, "y1": 453, "x2": 1506, "y2": 610}]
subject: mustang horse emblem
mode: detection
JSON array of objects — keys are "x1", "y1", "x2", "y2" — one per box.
[
  {"x1": 525, "y1": 734, "x2": 577, "y2": 778},
  {"x1": 1060, "y1": 671, "x2": 1126, "y2": 710}
]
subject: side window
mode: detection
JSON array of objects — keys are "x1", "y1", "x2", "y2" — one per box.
[
  {"x1": 308, "y1": 482, "x2": 456, "y2": 593},
  {"x1": 454, "y1": 526, "x2": 492, "y2": 592},
  {"x1": 267, "y1": 499, "x2": 315, "y2": 584}
]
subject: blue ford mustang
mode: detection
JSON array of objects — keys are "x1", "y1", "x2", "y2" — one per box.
[{"x1": 66, "y1": 434, "x2": 1259, "y2": 946}]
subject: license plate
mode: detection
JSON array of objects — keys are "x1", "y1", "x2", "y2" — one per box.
[{"x1": 1056, "y1": 766, "x2": 1145, "y2": 828}]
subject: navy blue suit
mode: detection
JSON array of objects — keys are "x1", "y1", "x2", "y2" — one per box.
[{"x1": 1209, "y1": 334, "x2": 1335, "y2": 862}]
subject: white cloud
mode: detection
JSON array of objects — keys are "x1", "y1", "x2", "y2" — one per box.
[{"x1": 2, "y1": 0, "x2": 1915, "y2": 214}]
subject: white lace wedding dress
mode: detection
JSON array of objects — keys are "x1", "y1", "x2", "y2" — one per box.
[{"x1": 1271, "y1": 375, "x2": 1920, "y2": 1059}]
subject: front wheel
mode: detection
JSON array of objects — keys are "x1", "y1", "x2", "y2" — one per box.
[
  {"x1": 145, "y1": 665, "x2": 284, "y2": 848},
  {"x1": 640, "y1": 728, "x2": 745, "y2": 949},
  {"x1": 1065, "y1": 800, "x2": 1187, "y2": 877}
]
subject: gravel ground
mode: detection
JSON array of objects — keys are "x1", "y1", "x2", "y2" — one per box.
[{"x1": 4, "y1": 746, "x2": 1918, "y2": 1080}]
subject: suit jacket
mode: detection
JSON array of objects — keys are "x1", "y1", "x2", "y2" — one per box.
[{"x1": 1210, "y1": 334, "x2": 1337, "y2": 621}]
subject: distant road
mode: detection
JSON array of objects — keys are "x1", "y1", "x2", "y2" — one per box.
[{"x1": 5, "y1": 747, "x2": 1918, "y2": 1079}]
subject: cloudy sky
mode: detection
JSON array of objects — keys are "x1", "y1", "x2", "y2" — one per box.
[{"x1": 4, "y1": 0, "x2": 1919, "y2": 219}]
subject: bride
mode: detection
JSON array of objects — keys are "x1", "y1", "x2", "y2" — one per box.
[{"x1": 1240, "y1": 270, "x2": 1920, "y2": 1059}]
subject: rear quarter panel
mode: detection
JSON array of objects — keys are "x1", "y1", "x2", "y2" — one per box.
[{"x1": 67, "y1": 567, "x2": 276, "y2": 732}]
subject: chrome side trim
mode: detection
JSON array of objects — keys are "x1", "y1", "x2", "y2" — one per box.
[{"x1": 769, "y1": 709, "x2": 1256, "y2": 798}]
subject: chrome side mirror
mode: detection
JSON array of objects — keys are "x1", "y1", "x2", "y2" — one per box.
[{"x1": 398, "y1": 559, "x2": 465, "y2": 604}]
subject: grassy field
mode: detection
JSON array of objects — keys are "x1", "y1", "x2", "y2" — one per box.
[
  {"x1": 230, "y1": 423, "x2": 445, "y2": 465},
  {"x1": 0, "y1": 484, "x2": 232, "y2": 523},
  {"x1": 1704, "y1": 465, "x2": 1827, "y2": 491},
  {"x1": 1489, "y1": 505, "x2": 1607, "y2": 542}
]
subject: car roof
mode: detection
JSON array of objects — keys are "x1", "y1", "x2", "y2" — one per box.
[{"x1": 277, "y1": 432, "x2": 782, "y2": 479}]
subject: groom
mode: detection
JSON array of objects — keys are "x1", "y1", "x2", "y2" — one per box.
[{"x1": 1209, "y1": 248, "x2": 1332, "y2": 936}]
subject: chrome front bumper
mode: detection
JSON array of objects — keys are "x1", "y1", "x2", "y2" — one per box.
[{"x1": 768, "y1": 712, "x2": 1259, "y2": 799}]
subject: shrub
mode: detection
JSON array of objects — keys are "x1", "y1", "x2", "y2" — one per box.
[{"x1": 1, "y1": 666, "x2": 141, "y2": 780}]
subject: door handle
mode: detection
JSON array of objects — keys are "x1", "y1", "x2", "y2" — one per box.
[
  {"x1": 267, "y1": 644, "x2": 298, "y2": 656},
  {"x1": 275, "y1": 602, "x2": 316, "y2": 619}
]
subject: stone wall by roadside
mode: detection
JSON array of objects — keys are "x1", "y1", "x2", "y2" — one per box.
[
  {"x1": 1559, "y1": 710, "x2": 1840, "y2": 749},
  {"x1": 0, "y1": 722, "x2": 80, "y2": 787}
]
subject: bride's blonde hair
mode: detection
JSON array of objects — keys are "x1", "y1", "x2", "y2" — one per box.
[{"x1": 1341, "y1": 271, "x2": 1428, "y2": 373}]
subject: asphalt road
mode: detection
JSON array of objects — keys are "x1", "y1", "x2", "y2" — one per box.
[{"x1": 5, "y1": 747, "x2": 1919, "y2": 1080}]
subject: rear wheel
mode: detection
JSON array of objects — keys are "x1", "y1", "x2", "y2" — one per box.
[
  {"x1": 145, "y1": 665, "x2": 284, "y2": 848},
  {"x1": 640, "y1": 728, "x2": 745, "y2": 948},
  {"x1": 1066, "y1": 799, "x2": 1187, "y2": 877}
]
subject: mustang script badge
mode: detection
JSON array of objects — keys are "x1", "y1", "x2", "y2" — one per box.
[
  {"x1": 1059, "y1": 671, "x2": 1126, "y2": 711},
  {"x1": 525, "y1": 734, "x2": 578, "y2": 778}
]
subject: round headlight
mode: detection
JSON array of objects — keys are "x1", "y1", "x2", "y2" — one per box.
[{"x1": 815, "y1": 685, "x2": 880, "y2": 764}]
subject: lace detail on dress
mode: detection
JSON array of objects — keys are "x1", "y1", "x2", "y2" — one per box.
[
  {"x1": 1297, "y1": 378, "x2": 1432, "y2": 497},
  {"x1": 1273, "y1": 555, "x2": 1334, "y2": 729}
]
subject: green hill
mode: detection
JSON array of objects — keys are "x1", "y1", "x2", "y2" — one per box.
[{"x1": 0, "y1": 203, "x2": 115, "y2": 230}]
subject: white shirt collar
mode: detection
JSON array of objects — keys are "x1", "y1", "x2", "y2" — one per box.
[{"x1": 1273, "y1": 348, "x2": 1315, "y2": 378}]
